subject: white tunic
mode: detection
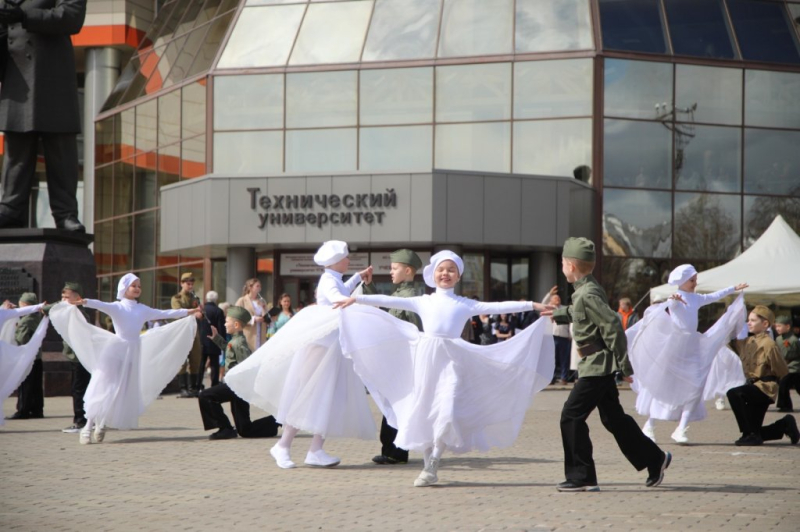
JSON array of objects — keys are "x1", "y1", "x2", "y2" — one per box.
[
  {"x1": 49, "y1": 300, "x2": 195, "y2": 429},
  {"x1": 225, "y1": 270, "x2": 376, "y2": 439},
  {"x1": 0, "y1": 304, "x2": 48, "y2": 426},
  {"x1": 339, "y1": 288, "x2": 555, "y2": 454}
]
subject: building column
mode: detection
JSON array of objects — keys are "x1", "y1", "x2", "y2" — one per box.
[
  {"x1": 530, "y1": 251, "x2": 559, "y2": 302},
  {"x1": 226, "y1": 247, "x2": 255, "y2": 304},
  {"x1": 83, "y1": 47, "x2": 122, "y2": 232}
]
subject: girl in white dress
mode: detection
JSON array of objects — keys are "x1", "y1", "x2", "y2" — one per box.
[
  {"x1": 335, "y1": 251, "x2": 555, "y2": 487},
  {"x1": 1, "y1": 301, "x2": 47, "y2": 426},
  {"x1": 225, "y1": 241, "x2": 376, "y2": 469},
  {"x1": 49, "y1": 274, "x2": 201, "y2": 444},
  {"x1": 629, "y1": 264, "x2": 748, "y2": 444}
]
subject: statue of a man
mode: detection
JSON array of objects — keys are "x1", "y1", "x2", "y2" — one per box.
[{"x1": 0, "y1": 0, "x2": 87, "y2": 232}]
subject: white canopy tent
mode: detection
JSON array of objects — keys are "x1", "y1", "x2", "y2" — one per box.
[{"x1": 651, "y1": 215, "x2": 800, "y2": 306}]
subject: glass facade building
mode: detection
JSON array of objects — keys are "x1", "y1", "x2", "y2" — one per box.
[{"x1": 94, "y1": 0, "x2": 800, "y2": 311}]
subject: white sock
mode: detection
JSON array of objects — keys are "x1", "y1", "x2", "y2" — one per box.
[
  {"x1": 82, "y1": 419, "x2": 93, "y2": 433},
  {"x1": 644, "y1": 418, "x2": 655, "y2": 431},
  {"x1": 309, "y1": 434, "x2": 324, "y2": 453},
  {"x1": 677, "y1": 407, "x2": 692, "y2": 433},
  {"x1": 432, "y1": 442, "x2": 446, "y2": 460},
  {"x1": 423, "y1": 447, "x2": 433, "y2": 468},
  {"x1": 279, "y1": 425, "x2": 299, "y2": 450}
]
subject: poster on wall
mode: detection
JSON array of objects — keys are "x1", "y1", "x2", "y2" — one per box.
[
  {"x1": 370, "y1": 251, "x2": 431, "y2": 275},
  {"x1": 280, "y1": 252, "x2": 370, "y2": 276}
]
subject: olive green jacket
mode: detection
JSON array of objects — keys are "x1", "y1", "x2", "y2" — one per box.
[
  {"x1": 776, "y1": 332, "x2": 800, "y2": 374},
  {"x1": 15, "y1": 312, "x2": 43, "y2": 361},
  {"x1": 212, "y1": 332, "x2": 251, "y2": 371},
  {"x1": 551, "y1": 274, "x2": 632, "y2": 377},
  {"x1": 363, "y1": 281, "x2": 423, "y2": 331}
]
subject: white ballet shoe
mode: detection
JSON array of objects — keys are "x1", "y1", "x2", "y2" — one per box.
[
  {"x1": 79, "y1": 428, "x2": 92, "y2": 445},
  {"x1": 270, "y1": 444, "x2": 296, "y2": 469},
  {"x1": 94, "y1": 425, "x2": 106, "y2": 444},
  {"x1": 715, "y1": 397, "x2": 726, "y2": 410},
  {"x1": 304, "y1": 449, "x2": 341, "y2": 468},
  {"x1": 413, "y1": 457, "x2": 440, "y2": 487},
  {"x1": 642, "y1": 424, "x2": 656, "y2": 443},
  {"x1": 671, "y1": 427, "x2": 689, "y2": 444}
]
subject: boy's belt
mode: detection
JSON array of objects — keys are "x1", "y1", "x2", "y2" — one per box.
[
  {"x1": 577, "y1": 340, "x2": 605, "y2": 358},
  {"x1": 748, "y1": 376, "x2": 779, "y2": 384}
]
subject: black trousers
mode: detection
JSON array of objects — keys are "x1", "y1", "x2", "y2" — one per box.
[
  {"x1": 561, "y1": 375, "x2": 664, "y2": 485},
  {"x1": 777, "y1": 373, "x2": 800, "y2": 411},
  {"x1": 379, "y1": 416, "x2": 408, "y2": 461},
  {"x1": 198, "y1": 382, "x2": 279, "y2": 438},
  {"x1": 71, "y1": 361, "x2": 91, "y2": 424},
  {"x1": 197, "y1": 350, "x2": 220, "y2": 390},
  {"x1": 726, "y1": 384, "x2": 787, "y2": 440},
  {"x1": 0, "y1": 131, "x2": 79, "y2": 222},
  {"x1": 16, "y1": 359, "x2": 44, "y2": 417}
]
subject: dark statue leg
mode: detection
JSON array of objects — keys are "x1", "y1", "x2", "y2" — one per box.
[
  {"x1": 41, "y1": 132, "x2": 83, "y2": 231},
  {"x1": 0, "y1": 131, "x2": 39, "y2": 226}
]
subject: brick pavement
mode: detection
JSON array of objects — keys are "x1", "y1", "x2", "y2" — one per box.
[{"x1": 1, "y1": 387, "x2": 798, "y2": 531}]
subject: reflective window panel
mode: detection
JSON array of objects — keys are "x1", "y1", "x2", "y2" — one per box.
[
  {"x1": 289, "y1": 1, "x2": 373, "y2": 65},
  {"x1": 154, "y1": 266, "x2": 180, "y2": 307},
  {"x1": 360, "y1": 68, "x2": 433, "y2": 126},
  {"x1": 113, "y1": 216, "x2": 133, "y2": 273},
  {"x1": 673, "y1": 192, "x2": 741, "y2": 260},
  {"x1": 727, "y1": 0, "x2": 800, "y2": 64},
  {"x1": 363, "y1": 0, "x2": 441, "y2": 61},
  {"x1": 95, "y1": 165, "x2": 113, "y2": 221},
  {"x1": 163, "y1": 22, "x2": 209, "y2": 88},
  {"x1": 744, "y1": 195, "x2": 800, "y2": 249},
  {"x1": 286, "y1": 71, "x2": 357, "y2": 128},
  {"x1": 436, "y1": 63, "x2": 511, "y2": 122},
  {"x1": 435, "y1": 122, "x2": 511, "y2": 173},
  {"x1": 663, "y1": 0, "x2": 735, "y2": 59},
  {"x1": 218, "y1": 5, "x2": 305, "y2": 68},
  {"x1": 603, "y1": 188, "x2": 672, "y2": 258},
  {"x1": 188, "y1": 12, "x2": 234, "y2": 77},
  {"x1": 359, "y1": 126, "x2": 433, "y2": 172},
  {"x1": 182, "y1": 81, "x2": 207, "y2": 139},
  {"x1": 120, "y1": 108, "x2": 135, "y2": 160},
  {"x1": 515, "y1": 0, "x2": 593, "y2": 53},
  {"x1": 514, "y1": 59, "x2": 592, "y2": 119},
  {"x1": 598, "y1": 0, "x2": 667, "y2": 54},
  {"x1": 460, "y1": 253, "x2": 485, "y2": 300},
  {"x1": 94, "y1": 221, "x2": 113, "y2": 275},
  {"x1": 675, "y1": 64, "x2": 742, "y2": 126},
  {"x1": 214, "y1": 74, "x2": 284, "y2": 130},
  {"x1": 285, "y1": 128, "x2": 357, "y2": 173},
  {"x1": 114, "y1": 159, "x2": 135, "y2": 216},
  {"x1": 513, "y1": 119, "x2": 592, "y2": 178},
  {"x1": 136, "y1": 100, "x2": 158, "y2": 154},
  {"x1": 214, "y1": 131, "x2": 283, "y2": 174},
  {"x1": 605, "y1": 59, "x2": 673, "y2": 120},
  {"x1": 744, "y1": 69, "x2": 800, "y2": 129},
  {"x1": 158, "y1": 144, "x2": 181, "y2": 198},
  {"x1": 490, "y1": 257, "x2": 510, "y2": 301},
  {"x1": 604, "y1": 119, "x2": 672, "y2": 189},
  {"x1": 96, "y1": 116, "x2": 115, "y2": 165},
  {"x1": 601, "y1": 257, "x2": 672, "y2": 310},
  {"x1": 181, "y1": 135, "x2": 207, "y2": 179},
  {"x1": 134, "y1": 155, "x2": 158, "y2": 211},
  {"x1": 674, "y1": 124, "x2": 741, "y2": 193},
  {"x1": 158, "y1": 90, "x2": 182, "y2": 147},
  {"x1": 790, "y1": 4, "x2": 800, "y2": 43},
  {"x1": 743, "y1": 128, "x2": 800, "y2": 197},
  {"x1": 136, "y1": 270, "x2": 155, "y2": 308},
  {"x1": 133, "y1": 211, "x2": 157, "y2": 271},
  {"x1": 438, "y1": 0, "x2": 514, "y2": 57}
]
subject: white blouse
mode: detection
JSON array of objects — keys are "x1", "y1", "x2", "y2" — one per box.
[
  {"x1": 356, "y1": 288, "x2": 534, "y2": 338},
  {"x1": 316, "y1": 269, "x2": 362, "y2": 306},
  {"x1": 0, "y1": 303, "x2": 44, "y2": 328},
  {"x1": 667, "y1": 286, "x2": 736, "y2": 332},
  {"x1": 84, "y1": 298, "x2": 189, "y2": 342}
]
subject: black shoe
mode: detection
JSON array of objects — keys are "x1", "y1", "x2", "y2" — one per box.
[
  {"x1": 178, "y1": 388, "x2": 193, "y2": 398},
  {"x1": 735, "y1": 433, "x2": 763, "y2": 446},
  {"x1": 0, "y1": 212, "x2": 24, "y2": 229},
  {"x1": 29, "y1": 412, "x2": 44, "y2": 419},
  {"x1": 783, "y1": 415, "x2": 799, "y2": 445},
  {"x1": 386, "y1": 455, "x2": 409, "y2": 464},
  {"x1": 556, "y1": 480, "x2": 599, "y2": 492},
  {"x1": 55, "y1": 216, "x2": 86, "y2": 233},
  {"x1": 777, "y1": 407, "x2": 794, "y2": 413},
  {"x1": 646, "y1": 451, "x2": 672, "y2": 488},
  {"x1": 5, "y1": 412, "x2": 29, "y2": 420},
  {"x1": 372, "y1": 454, "x2": 390, "y2": 465},
  {"x1": 209, "y1": 427, "x2": 238, "y2": 440}
]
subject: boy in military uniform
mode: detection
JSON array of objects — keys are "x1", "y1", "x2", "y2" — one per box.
[
  {"x1": 171, "y1": 272, "x2": 203, "y2": 398},
  {"x1": 727, "y1": 307, "x2": 799, "y2": 445},
  {"x1": 9, "y1": 293, "x2": 45, "y2": 419},
  {"x1": 363, "y1": 249, "x2": 423, "y2": 465},
  {"x1": 198, "y1": 305, "x2": 280, "y2": 440},
  {"x1": 543, "y1": 238, "x2": 671, "y2": 492},
  {"x1": 775, "y1": 315, "x2": 800, "y2": 413}
]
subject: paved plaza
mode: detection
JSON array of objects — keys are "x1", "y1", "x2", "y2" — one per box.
[{"x1": 1, "y1": 387, "x2": 798, "y2": 531}]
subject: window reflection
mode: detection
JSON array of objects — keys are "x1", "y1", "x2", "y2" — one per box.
[
  {"x1": 285, "y1": 128, "x2": 357, "y2": 173},
  {"x1": 214, "y1": 131, "x2": 283, "y2": 174},
  {"x1": 158, "y1": 91, "x2": 181, "y2": 147},
  {"x1": 744, "y1": 70, "x2": 800, "y2": 129},
  {"x1": 95, "y1": 221, "x2": 113, "y2": 275},
  {"x1": 489, "y1": 258, "x2": 509, "y2": 301},
  {"x1": 604, "y1": 119, "x2": 672, "y2": 189},
  {"x1": 360, "y1": 68, "x2": 433, "y2": 126},
  {"x1": 363, "y1": 0, "x2": 441, "y2": 61},
  {"x1": 743, "y1": 129, "x2": 800, "y2": 196},
  {"x1": 438, "y1": 0, "x2": 513, "y2": 57},
  {"x1": 598, "y1": 0, "x2": 667, "y2": 54},
  {"x1": 136, "y1": 100, "x2": 158, "y2": 154},
  {"x1": 514, "y1": 59, "x2": 592, "y2": 119},
  {"x1": 675, "y1": 64, "x2": 742, "y2": 126},
  {"x1": 515, "y1": 0, "x2": 593, "y2": 53},
  {"x1": 114, "y1": 159, "x2": 134, "y2": 216},
  {"x1": 214, "y1": 74, "x2": 284, "y2": 130},
  {"x1": 95, "y1": 117, "x2": 115, "y2": 165},
  {"x1": 286, "y1": 71, "x2": 357, "y2": 128},
  {"x1": 218, "y1": 5, "x2": 305, "y2": 68},
  {"x1": 744, "y1": 195, "x2": 800, "y2": 249},
  {"x1": 133, "y1": 211, "x2": 157, "y2": 270},
  {"x1": 727, "y1": 0, "x2": 800, "y2": 64},
  {"x1": 359, "y1": 126, "x2": 433, "y2": 172},
  {"x1": 289, "y1": 1, "x2": 373, "y2": 65},
  {"x1": 600, "y1": 257, "x2": 671, "y2": 312},
  {"x1": 461, "y1": 253, "x2": 484, "y2": 299},
  {"x1": 603, "y1": 188, "x2": 672, "y2": 258},
  {"x1": 158, "y1": 145, "x2": 180, "y2": 198},
  {"x1": 436, "y1": 63, "x2": 511, "y2": 122},
  {"x1": 181, "y1": 135, "x2": 207, "y2": 179},
  {"x1": 605, "y1": 59, "x2": 672, "y2": 120},
  {"x1": 674, "y1": 192, "x2": 741, "y2": 260},
  {"x1": 435, "y1": 122, "x2": 511, "y2": 173},
  {"x1": 155, "y1": 267, "x2": 180, "y2": 308},
  {"x1": 663, "y1": 0, "x2": 735, "y2": 59},
  {"x1": 513, "y1": 119, "x2": 592, "y2": 178},
  {"x1": 121, "y1": 108, "x2": 135, "y2": 159},
  {"x1": 674, "y1": 125, "x2": 740, "y2": 193},
  {"x1": 136, "y1": 270, "x2": 155, "y2": 308},
  {"x1": 182, "y1": 82, "x2": 206, "y2": 139},
  {"x1": 113, "y1": 217, "x2": 133, "y2": 273},
  {"x1": 134, "y1": 156, "x2": 158, "y2": 211},
  {"x1": 95, "y1": 165, "x2": 113, "y2": 221}
]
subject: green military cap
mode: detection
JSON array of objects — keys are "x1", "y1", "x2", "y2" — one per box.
[
  {"x1": 63, "y1": 282, "x2": 83, "y2": 295},
  {"x1": 227, "y1": 306, "x2": 251, "y2": 325},
  {"x1": 775, "y1": 315, "x2": 792, "y2": 326},
  {"x1": 562, "y1": 237, "x2": 596, "y2": 262},
  {"x1": 19, "y1": 292, "x2": 38, "y2": 304},
  {"x1": 390, "y1": 249, "x2": 423, "y2": 270},
  {"x1": 752, "y1": 305, "x2": 775, "y2": 326},
  {"x1": 181, "y1": 272, "x2": 195, "y2": 282}
]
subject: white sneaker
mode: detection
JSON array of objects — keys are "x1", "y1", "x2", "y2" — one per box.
[
  {"x1": 715, "y1": 397, "x2": 726, "y2": 410},
  {"x1": 413, "y1": 457, "x2": 440, "y2": 487},
  {"x1": 94, "y1": 425, "x2": 106, "y2": 444},
  {"x1": 304, "y1": 449, "x2": 341, "y2": 467},
  {"x1": 270, "y1": 444, "x2": 296, "y2": 469},
  {"x1": 79, "y1": 429, "x2": 92, "y2": 445},
  {"x1": 642, "y1": 424, "x2": 656, "y2": 443},
  {"x1": 671, "y1": 427, "x2": 689, "y2": 444}
]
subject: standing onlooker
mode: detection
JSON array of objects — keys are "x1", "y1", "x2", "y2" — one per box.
[
  {"x1": 199, "y1": 291, "x2": 226, "y2": 391},
  {"x1": 617, "y1": 297, "x2": 639, "y2": 330},
  {"x1": 543, "y1": 286, "x2": 572, "y2": 385},
  {"x1": 9, "y1": 293, "x2": 44, "y2": 419},
  {"x1": 218, "y1": 302, "x2": 231, "y2": 381},
  {"x1": 775, "y1": 315, "x2": 800, "y2": 413},
  {"x1": 512, "y1": 301, "x2": 538, "y2": 332},
  {"x1": 268, "y1": 293, "x2": 295, "y2": 337},
  {"x1": 493, "y1": 313, "x2": 514, "y2": 342},
  {"x1": 172, "y1": 272, "x2": 203, "y2": 398},
  {"x1": 478, "y1": 314, "x2": 496, "y2": 345},
  {"x1": 235, "y1": 278, "x2": 270, "y2": 351}
]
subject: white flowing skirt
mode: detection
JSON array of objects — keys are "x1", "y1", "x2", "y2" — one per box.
[
  {"x1": 0, "y1": 317, "x2": 49, "y2": 426},
  {"x1": 49, "y1": 303, "x2": 196, "y2": 429},
  {"x1": 628, "y1": 293, "x2": 746, "y2": 421},
  {"x1": 224, "y1": 305, "x2": 375, "y2": 440},
  {"x1": 339, "y1": 306, "x2": 555, "y2": 454}
]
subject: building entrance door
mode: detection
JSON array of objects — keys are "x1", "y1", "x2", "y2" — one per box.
[{"x1": 280, "y1": 277, "x2": 318, "y2": 310}]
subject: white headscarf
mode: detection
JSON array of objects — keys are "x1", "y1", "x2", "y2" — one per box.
[
  {"x1": 313, "y1": 240, "x2": 349, "y2": 267},
  {"x1": 668, "y1": 264, "x2": 697, "y2": 286},
  {"x1": 117, "y1": 273, "x2": 140, "y2": 300},
  {"x1": 423, "y1": 250, "x2": 464, "y2": 288}
]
